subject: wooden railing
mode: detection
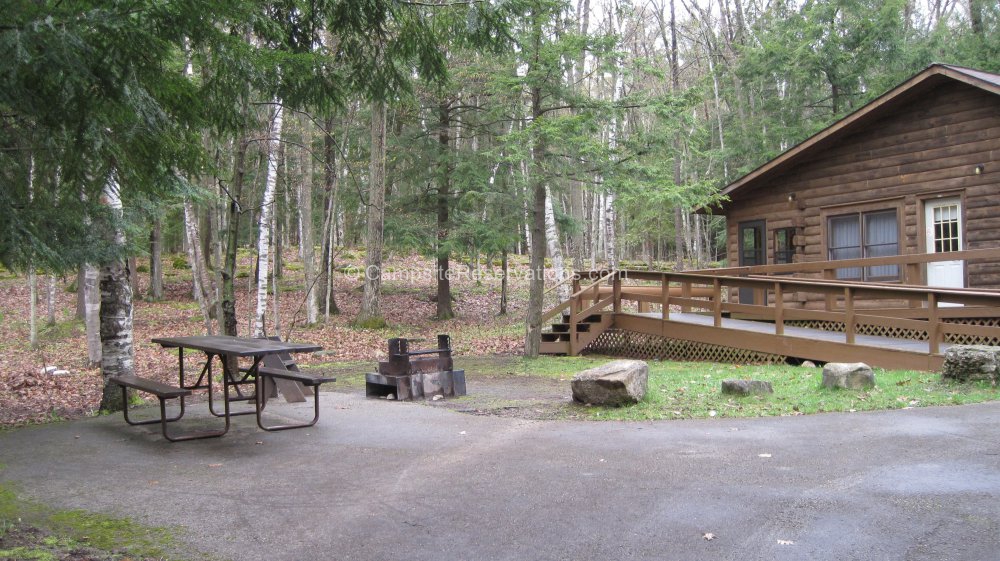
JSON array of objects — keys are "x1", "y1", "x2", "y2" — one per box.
[
  {"x1": 617, "y1": 269, "x2": 1000, "y2": 354},
  {"x1": 541, "y1": 249, "x2": 1000, "y2": 359}
]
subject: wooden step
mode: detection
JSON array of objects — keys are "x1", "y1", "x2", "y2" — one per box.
[
  {"x1": 541, "y1": 332, "x2": 570, "y2": 342},
  {"x1": 540, "y1": 341, "x2": 569, "y2": 355}
]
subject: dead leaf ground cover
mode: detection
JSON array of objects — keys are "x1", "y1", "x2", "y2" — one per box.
[{"x1": 0, "y1": 250, "x2": 553, "y2": 427}]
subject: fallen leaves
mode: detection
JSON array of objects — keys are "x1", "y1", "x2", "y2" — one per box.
[{"x1": 0, "y1": 252, "x2": 537, "y2": 427}]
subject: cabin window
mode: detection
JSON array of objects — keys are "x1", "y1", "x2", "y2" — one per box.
[
  {"x1": 774, "y1": 228, "x2": 796, "y2": 264},
  {"x1": 827, "y1": 210, "x2": 899, "y2": 280}
]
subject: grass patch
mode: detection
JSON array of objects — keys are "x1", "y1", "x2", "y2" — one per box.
[
  {"x1": 38, "y1": 319, "x2": 84, "y2": 342},
  {"x1": 352, "y1": 316, "x2": 388, "y2": 330},
  {"x1": 462, "y1": 356, "x2": 1000, "y2": 421},
  {"x1": 0, "y1": 482, "x2": 200, "y2": 561}
]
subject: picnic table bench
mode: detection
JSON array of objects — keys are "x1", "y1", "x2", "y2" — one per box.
[{"x1": 109, "y1": 336, "x2": 331, "y2": 441}]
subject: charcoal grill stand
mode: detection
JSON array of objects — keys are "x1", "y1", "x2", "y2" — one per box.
[{"x1": 365, "y1": 335, "x2": 466, "y2": 400}]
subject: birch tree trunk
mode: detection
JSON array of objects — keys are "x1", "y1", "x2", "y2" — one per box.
[
  {"x1": 545, "y1": 187, "x2": 570, "y2": 301},
  {"x1": 184, "y1": 200, "x2": 215, "y2": 334},
  {"x1": 525, "y1": 77, "x2": 547, "y2": 358},
  {"x1": 253, "y1": 100, "x2": 284, "y2": 338},
  {"x1": 99, "y1": 172, "x2": 134, "y2": 412},
  {"x1": 357, "y1": 100, "x2": 387, "y2": 327}
]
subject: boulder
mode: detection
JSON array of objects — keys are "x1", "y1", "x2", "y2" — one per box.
[
  {"x1": 571, "y1": 360, "x2": 648, "y2": 406},
  {"x1": 822, "y1": 362, "x2": 876, "y2": 390},
  {"x1": 942, "y1": 345, "x2": 1000, "y2": 383},
  {"x1": 721, "y1": 379, "x2": 773, "y2": 396}
]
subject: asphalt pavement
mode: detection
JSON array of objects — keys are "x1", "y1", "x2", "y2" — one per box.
[{"x1": 1, "y1": 390, "x2": 998, "y2": 561}]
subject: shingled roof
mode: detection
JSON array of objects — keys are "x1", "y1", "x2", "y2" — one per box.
[{"x1": 716, "y1": 64, "x2": 1000, "y2": 203}]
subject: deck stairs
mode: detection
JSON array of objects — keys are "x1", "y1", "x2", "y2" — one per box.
[{"x1": 540, "y1": 312, "x2": 612, "y2": 356}]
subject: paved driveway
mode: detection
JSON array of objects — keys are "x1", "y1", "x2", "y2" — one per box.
[{"x1": 1, "y1": 392, "x2": 998, "y2": 561}]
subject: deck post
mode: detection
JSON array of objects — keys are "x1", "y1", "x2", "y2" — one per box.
[
  {"x1": 572, "y1": 276, "x2": 581, "y2": 315},
  {"x1": 713, "y1": 278, "x2": 722, "y2": 327},
  {"x1": 612, "y1": 272, "x2": 622, "y2": 314},
  {"x1": 681, "y1": 281, "x2": 692, "y2": 313},
  {"x1": 774, "y1": 282, "x2": 784, "y2": 336},
  {"x1": 844, "y1": 287, "x2": 855, "y2": 345},
  {"x1": 824, "y1": 269, "x2": 836, "y2": 311},
  {"x1": 928, "y1": 292, "x2": 940, "y2": 355},
  {"x1": 661, "y1": 274, "x2": 670, "y2": 320}
]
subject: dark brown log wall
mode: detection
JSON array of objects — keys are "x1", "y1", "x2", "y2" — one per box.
[{"x1": 722, "y1": 81, "x2": 1000, "y2": 303}]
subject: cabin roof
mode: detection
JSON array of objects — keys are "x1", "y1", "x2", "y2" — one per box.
[{"x1": 714, "y1": 64, "x2": 1000, "y2": 207}]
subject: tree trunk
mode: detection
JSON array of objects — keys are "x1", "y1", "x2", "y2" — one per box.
[
  {"x1": 46, "y1": 274, "x2": 56, "y2": 326},
  {"x1": 525, "y1": 77, "x2": 548, "y2": 357},
  {"x1": 222, "y1": 135, "x2": 249, "y2": 337},
  {"x1": 28, "y1": 270, "x2": 37, "y2": 347},
  {"x1": 79, "y1": 263, "x2": 101, "y2": 367},
  {"x1": 545, "y1": 187, "x2": 570, "y2": 301},
  {"x1": 184, "y1": 199, "x2": 215, "y2": 334},
  {"x1": 254, "y1": 100, "x2": 284, "y2": 338},
  {"x1": 318, "y1": 115, "x2": 342, "y2": 318},
  {"x1": 148, "y1": 217, "x2": 163, "y2": 300},
  {"x1": 357, "y1": 100, "x2": 387, "y2": 327},
  {"x1": 499, "y1": 249, "x2": 508, "y2": 315},
  {"x1": 299, "y1": 117, "x2": 318, "y2": 326},
  {"x1": 436, "y1": 99, "x2": 455, "y2": 320},
  {"x1": 99, "y1": 173, "x2": 134, "y2": 412}
]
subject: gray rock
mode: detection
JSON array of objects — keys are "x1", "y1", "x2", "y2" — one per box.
[
  {"x1": 721, "y1": 379, "x2": 773, "y2": 396},
  {"x1": 822, "y1": 362, "x2": 876, "y2": 390},
  {"x1": 942, "y1": 345, "x2": 1000, "y2": 383},
  {"x1": 571, "y1": 360, "x2": 648, "y2": 406}
]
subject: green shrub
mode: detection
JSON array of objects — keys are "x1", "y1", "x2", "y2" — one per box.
[{"x1": 171, "y1": 256, "x2": 187, "y2": 269}]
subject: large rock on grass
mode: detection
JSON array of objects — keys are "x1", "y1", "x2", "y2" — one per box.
[
  {"x1": 721, "y1": 379, "x2": 773, "y2": 396},
  {"x1": 822, "y1": 362, "x2": 876, "y2": 390},
  {"x1": 942, "y1": 345, "x2": 1000, "y2": 383},
  {"x1": 571, "y1": 360, "x2": 648, "y2": 406}
]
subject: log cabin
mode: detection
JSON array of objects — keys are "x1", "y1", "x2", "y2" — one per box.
[{"x1": 708, "y1": 64, "x2": 1000, "y2": 306}]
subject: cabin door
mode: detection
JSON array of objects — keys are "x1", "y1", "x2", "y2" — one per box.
[
  {"x1": 738, "y1": 220, "x2": 765, "y2": 304},
  {"x1": 924, "y1": 197, "x2": 964, "y2": 290}
]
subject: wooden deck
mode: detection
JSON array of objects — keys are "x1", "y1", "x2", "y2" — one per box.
[
  {"x1": 540, "y1": 251, "x2": 1000, "y2": 371},
  {"x1": 616, "y1": 311, "x2": 952, "y2": 371}
]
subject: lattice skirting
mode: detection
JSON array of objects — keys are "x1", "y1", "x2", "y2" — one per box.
[
  {"x1": 583, "y1": 329, "x2": 787, "y2": 364},
  {"x1": 785, "y1": 318, "x2": 1000, "y2": 346}
]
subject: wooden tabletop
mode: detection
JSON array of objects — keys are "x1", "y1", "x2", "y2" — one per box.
[{"x1": 151, "y1": 336, "x2": 323, "y2": 357}]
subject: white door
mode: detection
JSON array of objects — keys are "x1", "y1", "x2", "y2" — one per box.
[{"x1": 925, "y1": 197, "x2": 964, "y2": 289}]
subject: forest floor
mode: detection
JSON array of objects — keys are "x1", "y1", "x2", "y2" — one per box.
[{"x1": 0, "y1": 249, "x2": 550, "y2": 427}]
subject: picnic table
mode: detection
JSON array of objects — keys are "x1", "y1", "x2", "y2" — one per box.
[{"x1": 109, "y1": 336, "x2": 335, "y2": 441}]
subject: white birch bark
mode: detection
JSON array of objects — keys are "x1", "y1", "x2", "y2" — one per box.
[
  {"x1": 544, "y1": 187, "x2": 570, "y2": 301},
  {"x1": 99, "y1": 171, "x2": 134, "y2": 410},
  {"x1": 253, "y1": 100, "x2": 284, "y2": 338}
]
